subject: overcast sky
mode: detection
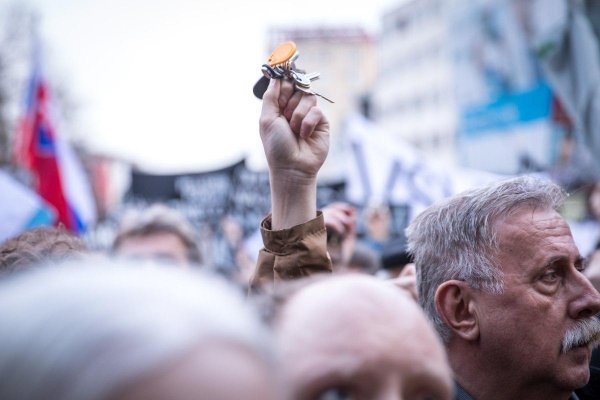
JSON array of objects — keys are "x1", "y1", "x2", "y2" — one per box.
[{"x1": 4, "y1": 0, "x2": 403, "y2": 172}]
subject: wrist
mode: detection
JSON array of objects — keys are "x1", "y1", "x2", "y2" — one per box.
[
  {"x1": 270, "y1": 170, "x2": 317, "y2": 205},
  {"x1": 269, "y1": 168, "x2": 317, "y2": 189},
  {"x1": 269, "y1": 171, "x2": 318, "y2": 230}
]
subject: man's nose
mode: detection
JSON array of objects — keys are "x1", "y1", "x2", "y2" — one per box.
[{"x1": 569, "y1": 270, "x2": 600, "y2": 319}]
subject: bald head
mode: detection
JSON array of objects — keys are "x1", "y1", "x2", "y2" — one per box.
[{"x1": 276, "y1": 275, "x2": 453, "y2": 400}]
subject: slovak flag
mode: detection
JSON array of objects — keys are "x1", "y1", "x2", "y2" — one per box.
[{"x1": 13, "y1": 57, "x2": 96, "y2": 233}]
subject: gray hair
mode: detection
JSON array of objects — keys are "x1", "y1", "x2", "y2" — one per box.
[
  {"x1": 406, "y1": 176, "x2": 566, "y2": 341},
  {"x1": 113, "y1": 204, "x2": 202, "y2": 264},
  {"x1": 0, "y1": 260, "x2": 272, "y2": 400}
]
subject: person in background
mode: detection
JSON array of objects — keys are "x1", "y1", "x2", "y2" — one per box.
[
  {"x1": 0, "y1": 226, "x2": 85, "y2": 276},
  {"x1": 213, "y1": 215, "x2": 257, "y2": 282},
  {"x1": 378, "y1": 235, "x2": 418, "y2": 300},
  {"x1": 322, "y1": 202, "x2": 356, "y2": 271},
  {"x1": 567, "y1": 181, "x2": 600, "y2": 259},
  {"x1": 346, "y1": 241, "x2": 380, "y2": 274},
  {"x1": 112, "y1": 204, "x2": 202, "y2": 267},
  {"x1": 0, "y1": 261, "x2": 277, "y2": 400},
  {"x1": 322, "y1": 202, "x2": 379, "y2": 274},
  {"x1": 379, "y1": 235, "x2": 413, "y2": 279},
  {"x1": 362, "y1": 202, "x2": 392, "y2": 253}
]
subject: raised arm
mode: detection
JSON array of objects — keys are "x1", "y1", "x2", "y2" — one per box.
[
  {"x1": 250, "y1": 78, "x2": 331, "y2": 291},
  {"x1": 259, "y1": 78, "x2": 329, "y2": 229}
]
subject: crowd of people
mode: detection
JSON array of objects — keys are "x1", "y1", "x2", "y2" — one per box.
[{"x1": 1, "y1": 77, "x2": 600, "y2": 400}]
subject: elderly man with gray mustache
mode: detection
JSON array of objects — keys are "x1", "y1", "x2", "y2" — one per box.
[{"x1": 407, "y1": 176, "x2": 600, "y2": 400}]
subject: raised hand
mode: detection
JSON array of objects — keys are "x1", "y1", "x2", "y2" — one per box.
[
  {"x1": 259, "y1": 78, "x2": 330, "y2": 230},
  {"x1": 259, "y1": 78, "x2": 329, "y2": 182}
]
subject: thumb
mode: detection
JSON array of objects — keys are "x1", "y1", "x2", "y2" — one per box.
[{"x1": 261, "y1": 78, "x2": 282, "y2": 117}]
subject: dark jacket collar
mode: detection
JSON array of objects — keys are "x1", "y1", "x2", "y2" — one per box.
[{"x1": 454, "y1": 382, "x2": 581, "y2": 400}]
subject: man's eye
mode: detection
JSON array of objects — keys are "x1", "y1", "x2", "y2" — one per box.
[
  {"x1": 540, "y1": 270, "x2": 559, "y2": 283},
  {"x1": 317, "y1": 387, "x2": 353, "y2": 400}
]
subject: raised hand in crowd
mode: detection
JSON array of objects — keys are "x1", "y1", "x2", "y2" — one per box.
[
  {"x1": 259, "y1": 78, "x2": 329, "y2": 230},
  {"x1": 251, "y1": 79, "x2": 331, "y2": 290},
  {"x1": 322, "y1": 202, "x2": 357, "y2": 270},
  {"x1": 322, "y1": 202, "x2": 356, "y2": 237}
]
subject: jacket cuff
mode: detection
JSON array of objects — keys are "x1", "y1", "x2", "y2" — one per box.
[{"x1": 260, "y1": 211, "x2": 325, "y2": 255}]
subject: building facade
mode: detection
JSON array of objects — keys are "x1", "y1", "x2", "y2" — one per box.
[{"x1": 374, "y1": 0, "x2": 457, "y2": 167}]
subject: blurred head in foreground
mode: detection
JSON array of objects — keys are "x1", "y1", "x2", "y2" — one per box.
[
  {"x1": 0, "y1": 261, "x2": 276, "y2": 400},
  {"x1": 266, "y1": 275, "x2": 453, "y2": 400},
  {"x1": 112, "y1": 204, "x2": 201, "y2": 266},
  {"x1": 0, "y1": 226, "x2": 85, "y2": 276}
]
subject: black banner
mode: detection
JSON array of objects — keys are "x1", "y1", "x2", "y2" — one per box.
[{"x1": 128, "y1": 159, "x2": 410, "y2": 238}]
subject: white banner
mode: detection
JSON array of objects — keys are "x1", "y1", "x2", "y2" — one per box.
[
  {"x1": 0, "y1": 171, "x2": 55, "y2": 243},
  {"x1": 344, "y1": 114, "x2": 502, "y2": 221}
]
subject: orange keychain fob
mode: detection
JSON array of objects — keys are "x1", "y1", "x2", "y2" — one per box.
[{"x1": 267, "y1": 41, "x2": 297, "y2": 67}]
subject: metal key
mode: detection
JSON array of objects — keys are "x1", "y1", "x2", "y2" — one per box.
[
  {"x1": 291, "y1": 70, "x2": 319, "y2": 86},
  {"x1": 290, "y1": 70, "x2": 312, "y2": 87},
  {"x1": 291, "y1": 70, "x2": 333, "y2": 103},
  {"x1": 304, "y1": 71, "x2": 320, "y2": 82},
  {"x1": 295, "y1": 85, "x2": 335, "y2": 103}
]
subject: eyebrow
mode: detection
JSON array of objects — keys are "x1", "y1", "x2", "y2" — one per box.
[{"x1": 543, "y1": 255, "x2": 584, "y2": 269}]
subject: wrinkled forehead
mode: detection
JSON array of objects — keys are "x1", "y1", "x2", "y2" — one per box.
[
  {"x1": 495, "y1": 206, "x2": 570, "y2": 239},
  {"x1": 494, "y1": 206, "x2": 578, "y2": 259}
]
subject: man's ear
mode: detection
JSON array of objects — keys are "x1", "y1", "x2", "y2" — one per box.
[{"x1": 435, "y1": 280, "x2": 479, "y2": 341}]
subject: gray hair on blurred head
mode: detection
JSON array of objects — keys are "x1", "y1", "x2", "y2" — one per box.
[
  {"x1": 406, "y1": 176, "x2": 565, "y2": 341},
  {"x1": 0, "y1": 260, "x2": 272, "y2": 400},
  {"x1": 113, "y1": 204, "x2": 202, "y2": 264}
]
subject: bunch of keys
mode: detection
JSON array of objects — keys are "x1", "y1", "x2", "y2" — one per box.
[{"x1": 253, "y1": 41, "x2": 334, "y2": 103}]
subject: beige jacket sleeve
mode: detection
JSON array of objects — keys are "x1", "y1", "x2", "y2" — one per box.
[{"x1": 249, "y1": 211, "x2": 332, "y2": 292}]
